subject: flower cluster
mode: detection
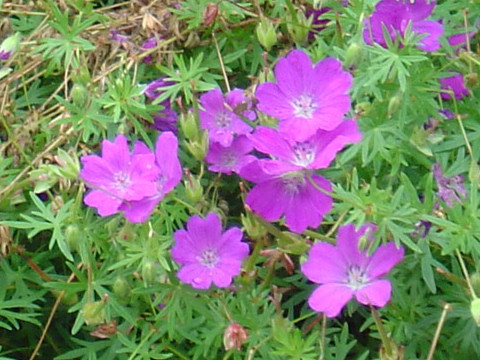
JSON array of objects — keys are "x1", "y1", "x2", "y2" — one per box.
[
  {"x1": 362, "y1": 0, "x2": 443, "y2": 52},
  {"x1": 301, "y1": 223, "x2": 404, "y2": 317},
  {"x1": 80, "y1": 133, "x2": 181, "y2": 222}
]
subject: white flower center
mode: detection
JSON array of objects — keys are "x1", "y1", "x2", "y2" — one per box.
[
  {"x1": 113, "y1": 171, "x2": 131, "y2": 191},
  {"x1": 221, "y1": 151, "x2": 237, "y2": 167},
  {"x1": 292, "y1": 142, "x2": 315, "y2": 167},
  {"x1": 281, "y1": 172, "x2": 306, "y2": 195},
  {"x1": 346, "y1": 265, "x2": 368, "y2": 290},
  {"x1": 198, "y1": 249, "x2": 219, "y2": 268},
  {"x1": 291, "y1": 94, "x2": 317, "y2": 118}
]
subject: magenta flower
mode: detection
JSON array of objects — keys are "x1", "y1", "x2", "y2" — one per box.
[
  {"x1": 199, "y1": 88, "x2": 252, "y2": 147},
  {"x1": 255, "y1": 50, "x2": 351, "y2": 141},
  {"x1": 306, "y1": 8, "x2": 330, "y2": 41},
  {"x1": 240, "y1": 162, "x2": 332, "y2": 234},
  {"x1": 80, "y1": 135, "x2": 160, "y2": 217},
  {"x1": 141, "y1": 37, "x2": 157, "y2": 64},
  {"x1": 362, "y1": 0, "x2": 443, "y2": 52},
  {"x1": 205, "y1": 136, "x2": 256, "y2": 175},
  {"x1": 248, "y1": 120, "x2": 361, "y2": 173},
  {"x1": 432, "y1": 163, "x2": 466, "y2": 207},
  {"x1": 301, "y1": 223, "x2": 404, "y2": 317},
  {"x1": 143, "y1": 78, "x2": 178, "y2": 132},
  {"x1": 119, "y1": 132, "x2": 182, "y2": 222},
  {"x1": 0, "y1": 50, "x2": 11, "y2": 60},
  {"x1": 439, "y1": 74, "x2": 469, "y2": 100},
  {"x1": 171, "y1": 213, "x2": 249, "y2": 289}
]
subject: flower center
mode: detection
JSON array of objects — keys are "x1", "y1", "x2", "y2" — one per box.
[
  {"x1": 346, "y1": 265, "x2": 368, "y2": 290},
  {"x1": 113, "y1": 171, "x2": 131, "y2": 191},
  {"x1": 291, "y1": 94, "x2": 317, "y2": 118},
  {"x1": 292, "y1": 142, "x2": 315, "y2": 167},
  {"x1": 216, "y1": 111, "x2": 232, "y2": 128},
  {"x1": 221, "y1": 151, "x2": 237, "y2": 167},
  {"x1": 198, "y1": 249, "x2": 219, "y2": 268},
  {"x1": 281, "y1": 172, "x2": 306, "y2": 195}
]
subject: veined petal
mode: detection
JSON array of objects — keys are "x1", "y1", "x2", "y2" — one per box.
[
  {"x1": 308, "y1": 283, "x2": 354, "y2": 317},
  {"x1": 355, "y1": 279, "x2": 391, "y2": 307},
  {"x1": 301, "y1": 242, "x2": 347, "y2": 283},
  {"x1": 365, "y1": 243, "x2": 404, "y2": 279}
]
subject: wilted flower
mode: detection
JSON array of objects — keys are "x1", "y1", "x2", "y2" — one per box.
[
  {"x1": 301, "y1": 223, "x2": 404, "y2": 317},
  {"x1": 171, "y1": 213, "x2": 249, "y2": 289},
  {"x1": 362, "y1": 0, "x2": 443, "y2": 52},
  {"x1": 223, "y1": 323, "x2": 248, "y2": 351},
  {"x1": 109, "y1": 29, "x2": 129, "y2": 43},
  {"x1": 80, "y1": 135, "x2": 159, "y2": 216},
  {"x1": 205, "y1": 135, "x2": 256, "y2": 175},
  {"x1": 141, "y1": 37, "x2": 157, "y2": 64},
  {"x1": 438, "y1": 73, "x2": 469, "y2": 100},
  {"x1": 199, "y1": 88, "x2": 252, "y2": 147},
  {"x1": 432, "y1": 163, "x2": 466, "y2": 207},
  {"x1": 255, "y1": 50, "x2": 351, "y2": 141},
  {"x1": 119, "y1": 132, "x2": 182, "y2": 222}
]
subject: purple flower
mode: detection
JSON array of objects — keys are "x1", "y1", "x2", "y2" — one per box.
[
  {"x1": 109, "y1": 29, "x2": 129, "y2": 43},
  {"x1": 306, "y1": 8, "x2": 330, "y2": 41},
  {"x1": 240, "y1": 162, "x2": 332, "y2": 233},
  {"x1": 362, "y1": 0, "x2": 443, "y2": 52},
  {"x1": 199, "y1": 88, "x2": 252, "y2": 147},
  {"x1": 301, "y1": 223, "x2": 404, "y2": 317},
  {"x1": 80, "y1": 135, "x2": 160, "y2": 216},
  {"x1": 437, "y1": 109, "x2": 454, "y2": 119},
  {"x1": 119, "y1": 132, "x2": 182, "y2": 222},
  {"x1": 205, "y1": 136, "x2": 256, "y2": 175},
  {"x1": 439, "y1": 74, "x2": 469, "y2": 100},
  {"x1": 0, "y1": 50, "x2": 11, "y2": 60},
  {"x1": 432, "y1": 163, "x2": 466, "y2": 207},
  {"x1": 248, "y1": 120, "x2": 361, "y2": 173},
  {"x1": 255, "y1": 50, "x2": 351, "y2": 141},
  {"x1": 143, "y1": 78, "x2": 178, "y2": 132},
  {"x1": 171, "y1": 213, "x2": 249, "y2": 289},
  {"x1": 447, "y1": 31, "x2": 476, "y2": 49},
  {"x1": 141, "y1": 37, "x2": 157, "y2": 64}
]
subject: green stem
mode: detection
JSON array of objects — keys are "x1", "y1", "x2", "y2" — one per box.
[
  {"x1": 456, "y1": 249, "x2": 477, "y2": 299},
  {"x1": 244, "y1": 236, "x2": 264, "y2": 275},
  {"x1": 370, "y1": 306, "x2": 392, "y2": 357},
  {"x1": 126, "y1": 330, "x2": 155, "y2": 360}
]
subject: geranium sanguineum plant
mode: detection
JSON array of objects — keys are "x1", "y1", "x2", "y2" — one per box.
[
  {"x1": 301, "y1": 223, "x2": 404, "y2": 317},
  {"x1": 171, "y1": 213, "x2": 249, "y2": 289}
]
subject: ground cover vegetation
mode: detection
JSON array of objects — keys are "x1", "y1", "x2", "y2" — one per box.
[{"x1": 0, "y1": 0, "x2": 480, "y2": 359}]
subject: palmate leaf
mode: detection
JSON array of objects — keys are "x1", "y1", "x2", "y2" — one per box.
[{"x1": 1, "y1": 192, "x2": 74, "y2": 261}]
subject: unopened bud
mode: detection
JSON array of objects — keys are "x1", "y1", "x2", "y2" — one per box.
[
  {"x1": 184, "y1": 174, "x2": 203, "y2": 204},
  {"x1": 286, "y1": 11, "x2": 311, "y2": 44},
  {"x1": 344, "y1": 42, "x2": 362, "y2": 68},
  {"x1": 223, "y1": 323, "x2": 248, "y2": 351},
  {"x1": 387, "y1": 92, "x2": 403, "y2": 117},
  {"x1": 355, "y1": 102, "x2": 372, "y2": 117},
  {"x1": 82, "y1": 301, "x2": 106, "y2": 326},
  {"x1": 113, "y1": 277, "x2": 131, "y2": 298},
  {"x1": 0, "y1": 33, "x2": 21, "y2": 60},
  {"x1": 241, "y1": 211, "x2": 267, "y2": 240},
  {"x1": 471, "y1": 298, "x2": 480, "y2": 326},
  {"x1": 379, "y1": 338, "x2": 405, "y2": 360},
  {"x1": 202, "y1": 3, "x2": 218, "y2": 26},
  {"x1": 65, "y1": 224, "x2": 80, "y2": 252},
  {"x1": 256, "y1": 18, "x2": 277, "y2": 51},
  {"x1": 71, "y1": 83, "x2": 88, "y2": 108},
  {"x1": 185, "y1": 132, "x2": 208, "y2": 161},
  {"x1": 142, "y1": 261, "x2": 156, "y2": 284},
  {"x1": 179, "y1": 111, "x2": 199, "y2": 141}
]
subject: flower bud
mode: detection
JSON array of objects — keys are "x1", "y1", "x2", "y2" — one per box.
[
  {"x1": 470, "y1": 273, "x2": 480, "y2": 297},
  {"x1": 241, "y1": 211, "x2": 267, "y2": 240},
  {"x1": 387, "y1": 92, "x2": 403, "y2": 118},
  {"x1": 0, "y1": 33, "x2": 21, "y2": 60},
  {"x1": 184, "y1": 174, "x2": 203, "y2": 204},
  {"x1": 179, "y1": 111, "x2": 199, "y2": 141},
  {"x1": 202, "y1": 3, "x2": 218, "y2": 27},
  {"x1": 286, "y1": 11, "x2": 311, "y2": 44},
  {"x1": 142, "y1": 261, "x2": 157, "y2": 284},
  {"x1": 471, "y1": 298, "x2": 480, "y2": 326},
  {"x1": 71, "y1": 83, "x2": 88, "y2": 108},
  {"x1": 344, "y1": 42, "x2": 362, "y2": 68},
  {"x1": 185, "y1": 131, "x2": 208, "y2": 161},
  {"x1": 65, "y1": 224, "x2": 80, "y2": 252},
  {"x1": 256, "y1": 18, "x2": 277, "y2": 51},
  {"x1": 379, "y1": 338, "x2": 405, "y2": 360},
  {"x1": 223, "y1": 323, "x2": 248, "y2": 351},
  {"x1": 113, "y1": 277, "x2": 131, "y2": 298},
  {"x1": 82, "y1": 301, "x2": 106, "y2": 326}
]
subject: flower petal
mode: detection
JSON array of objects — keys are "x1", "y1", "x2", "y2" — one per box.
[
  {"x1": 365, "y1": 243, "x2": 404, "y2": 279},
  {"x1": 307, "y1": 283, "x2": 354, "y2": 317},
  {"x1": 355, "y1": 279, "x2": 391, "y2": 307},
  {"x1": 301, "y1": 242, "x2": 347, "y2": 283}
]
